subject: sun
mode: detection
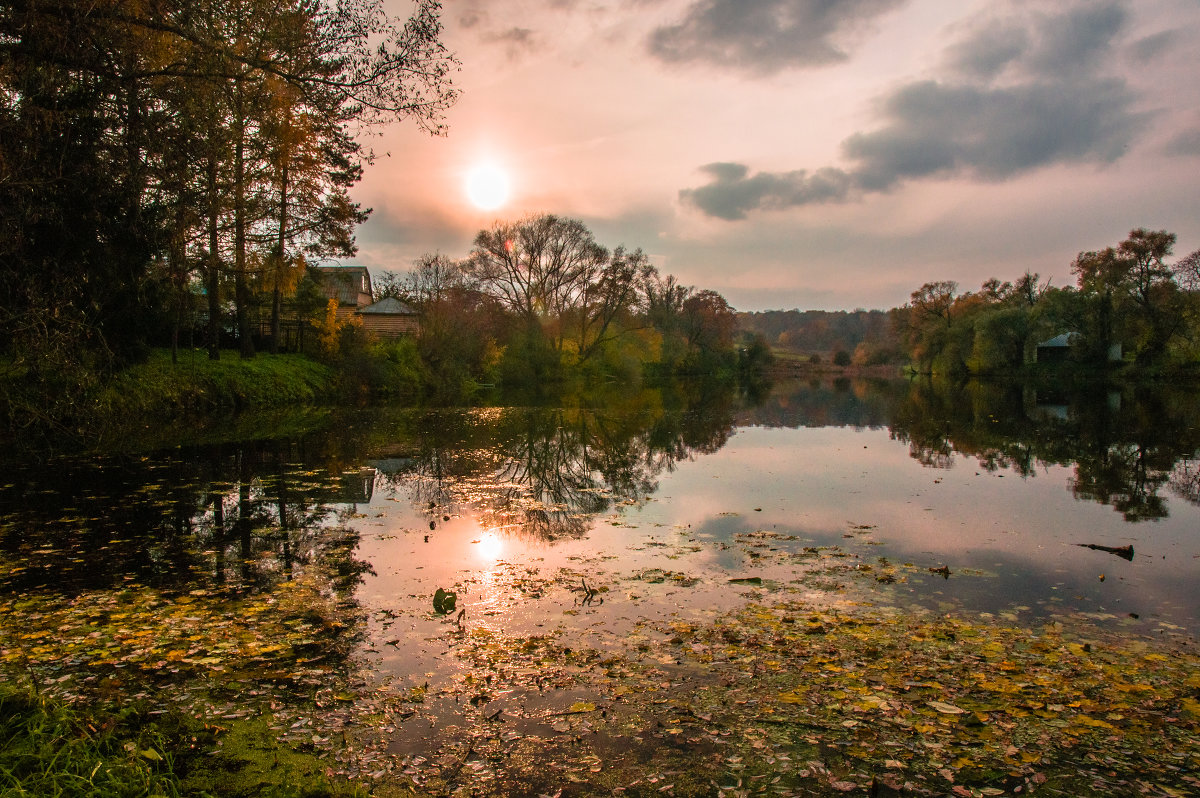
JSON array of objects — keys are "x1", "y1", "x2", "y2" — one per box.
[{"x1": 465, "y1": 163, "x2": 511, "y2": 211}]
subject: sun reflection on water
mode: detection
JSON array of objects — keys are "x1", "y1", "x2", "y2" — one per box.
[{"x1": 474, "y1": 530, "x2": 504, "y2": 562}]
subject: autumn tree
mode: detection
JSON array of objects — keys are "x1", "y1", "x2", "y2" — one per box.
[
  {"x1": 465, "y1": 215, "x2": 649, "y2": 369},
  {"x1": 1072, "y1": 229, "x2": 1185, "y2": 366}
]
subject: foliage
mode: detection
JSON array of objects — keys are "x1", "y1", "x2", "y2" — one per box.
[
  {"x1": 381, "y1": 217, "x2": 758, "y2": 392},
  {"x1": 895, "y1": 228, "x2": 1200, "y2": 376}
]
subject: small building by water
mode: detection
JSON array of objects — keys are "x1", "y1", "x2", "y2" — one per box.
[
  {"x1": 314, "y1": 266, "x2": 373, "y2": 321},
  {"x1": 357, "y1": 297, "x2": 420, "y2": 339},
  {"x1": 1035, "y1": 332, "x2": 1122, "y2": 363}
]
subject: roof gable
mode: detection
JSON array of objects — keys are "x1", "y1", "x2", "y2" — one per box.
[{"x1": 358, "y1": 296, "x2": 418, "y2": 315}]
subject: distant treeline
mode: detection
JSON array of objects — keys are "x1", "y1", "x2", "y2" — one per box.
[
  {"x1": 737, "y1": 308, "x2": 902, "y2": 365},
  {"x1": 739, "y1": 227, "x2": 1200, "y2": 377}
]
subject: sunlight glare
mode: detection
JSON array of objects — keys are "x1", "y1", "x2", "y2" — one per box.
[
  {"x1": 466, "y1": 163, "x2": 511, "y2": 211},
  {"x1": 475, "y1": 530, "x2": 504, "y2": 561}
]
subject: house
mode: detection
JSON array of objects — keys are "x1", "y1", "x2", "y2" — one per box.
[
  {"x1": 1035, "y1": 333, "x2": 1074, "y2": 364},
  {"x1": 312, "y1": 266, "x2": 419, "y2": 339},
  {"x1": 1035, "y1": 332, "x2": 1122, "y2": 363},
  {"x1": 357, "y1": 296, "x2": 420, "y2": 339},
  {"x1": 314, "y1": 266, "x2": 373, "y2": 320}
]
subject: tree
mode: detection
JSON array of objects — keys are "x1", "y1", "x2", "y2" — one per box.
[
  {"x1": 465, "y1": 215, "x2": 647, "y2": 366},
  {"x1": 900, "y1": 281, "x2": 958, "y2": 372},
  {"x1": 1072, "y1": 229, "x2": 1184, "y2": 366},
  {"x1": 909, "y1": 281, "x2": 958, "y2": 328},
  {"x1": 679, "y1": 289, "x2": 737, "y2": 372},
  {"x1": 1174, "y1": 248, "x2": 1200, "y2": 293}
]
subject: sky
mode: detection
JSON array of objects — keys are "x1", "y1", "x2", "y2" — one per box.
[{"x1": 348, "y1": 0, "x2": 1200, "y2": 312}]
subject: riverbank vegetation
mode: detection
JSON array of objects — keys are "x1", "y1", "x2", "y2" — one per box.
[
  {"x1": 739, "y1": 228, "x2": 1200, "y2": 380},
  {"x1": 1, "y1": 212, "x2": 765, "y2": 435},
  {"x1": 894, "y1": 228, "x2": 1200, "y2": 378}
]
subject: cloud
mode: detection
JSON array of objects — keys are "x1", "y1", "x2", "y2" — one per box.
[
  {"x1": 1128, "y1": 29, "x2": 1178, "y2": 64},
  {"x1": 647, "y1": 0, "x2": 907, "y2": 74},
  {"x1": 681, "y1": 0, "x2": 1143, "y2": 219},
  {"x1": 844, "y1": 77, "x2": 1137, "y2": 190},
  {"x1": 454, "y1": 2, "x2": 540, "y2": 59},
  {"x1": 1019, "y1": 2, "x2": 1127, "y2": 77},
  {"x1": 679, "y1": 163, "x2": 854, "y2": 220},
  {"x1": 485, "y1": 26, "x2": 539, "y2": 58},
  {"x1": 1166, "y1": 128, "x2": 1200, "y2": 157},
  {"x1": 943, "y1": 23, "x2": 1027, "y2": 81}
]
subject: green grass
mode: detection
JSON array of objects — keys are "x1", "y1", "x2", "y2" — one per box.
[
  {"x1": 96, "y1": 350, "x2": 336, "y2": 417},
  {"x1": 0, "y1": 686, "x2": 179, "y2": 797},
  {"x1": 0, "y1": 686, "x2": 382, "y2": 798}
]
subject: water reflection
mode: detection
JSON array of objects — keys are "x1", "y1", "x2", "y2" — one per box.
[
  {"x1": 746, "y1": 377, "x2": 1200, "y2": 522},
  {"x1": 4, "y1": 377, "x2": 1199, "y2": 605},
  {"x1": 0, "y1": 387, "x2": 738, "y2": 600},
  {"x1": 0, "y1": 438, "x2": 373, "y2": 600},
  {"x1": 364, "y1": 393, "x2": 736, "y2": 541}
]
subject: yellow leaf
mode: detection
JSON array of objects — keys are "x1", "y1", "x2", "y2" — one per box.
[
  {"x1": 568, "y1": 701, "x2": 596, "y2": 713},
  {"x1": 1075, "y1": 715, "x2": 1115, "y2": 730}
]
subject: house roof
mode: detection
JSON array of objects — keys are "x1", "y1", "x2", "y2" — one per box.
[
  {"x1": 358, "y1": 296, "x2": 418, "y2": 315},
  {"x1": 1037, "y1": 333, "x2": 1076, "y2": 348}
]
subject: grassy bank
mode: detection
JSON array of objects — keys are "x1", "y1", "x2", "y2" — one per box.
[{"x1": 95, "y1": 349, "x2": 337, "y2": 418}]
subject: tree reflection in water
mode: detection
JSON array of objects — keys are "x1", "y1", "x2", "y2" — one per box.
[
  {"x1": 881, "y1": 378, "x2": 1200, "y2": 522},
  {"x1": 372, "y1": 389, "x2": 737, "y2": 541}
]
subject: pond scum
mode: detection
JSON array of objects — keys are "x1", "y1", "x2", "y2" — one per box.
[{"x1": 2, "y1": 537, "x2": 1199, "y2": 797}]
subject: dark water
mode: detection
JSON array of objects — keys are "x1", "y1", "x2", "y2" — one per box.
[{"x1": 2, "y1": 377, "x2": 1199, "y2": 653}]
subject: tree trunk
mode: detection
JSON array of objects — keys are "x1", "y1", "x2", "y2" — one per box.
[
  {"x1": 270, "y1": 156, "x2": 288, "y2": 354},
  {"x1": 205, "y1": 154, "x2": 221, "y2": 361},
  {"x1": 233, "y1": 86, "x2": 254, "y2": 359}
]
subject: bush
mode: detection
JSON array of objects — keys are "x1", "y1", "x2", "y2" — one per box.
[{"x1": 833, "y1": 350, "x2": 852, "y2": 367}]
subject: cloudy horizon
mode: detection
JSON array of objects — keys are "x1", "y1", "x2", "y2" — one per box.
[{"x1": 349, "y1": 0, "x2": 1200, "y2": 312}]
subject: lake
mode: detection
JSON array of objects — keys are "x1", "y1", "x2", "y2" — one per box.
[{"x1": 3, "y1": 376, "x2": 1199, "y2": 793}]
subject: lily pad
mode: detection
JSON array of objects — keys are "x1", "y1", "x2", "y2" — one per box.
[{"x1": 433, "y1": 588, "x2": 457, "y2": 614}]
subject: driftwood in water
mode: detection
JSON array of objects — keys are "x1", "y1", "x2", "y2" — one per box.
[{"x1": 1077, "y1": 543, "x2": 1134, "y2": 561}]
